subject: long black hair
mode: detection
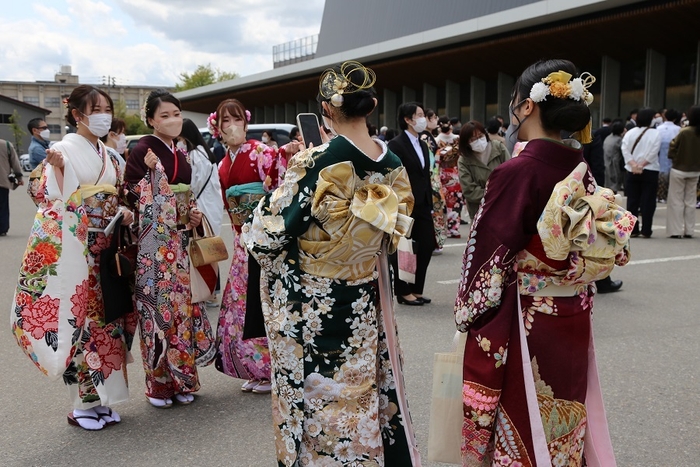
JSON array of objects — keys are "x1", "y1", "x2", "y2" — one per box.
[{"x1": 180, "y1": 118, "x2": 216, "y2": 163}]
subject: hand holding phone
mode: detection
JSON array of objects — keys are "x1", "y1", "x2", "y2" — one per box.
[{"x1": 297, "y1": 113, "x2": 323, "y2": 149}]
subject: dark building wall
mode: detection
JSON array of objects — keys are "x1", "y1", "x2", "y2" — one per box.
[
  {"x1": 0, "y1": 99, "x2": 47, "y2": 153},
  {"x1": 315, "y1": 0, "x2": 540, "y2": 57}
]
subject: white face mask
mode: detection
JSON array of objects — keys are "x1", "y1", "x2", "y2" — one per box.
[
  {"x1": 261, "y1": 135, "x2": 270, "y2": 143},
  {"x1": 39, "y1": 129, "x2": 50, "y2": 140},
  {"x1": 411, "y1": 117, "x2": 427, "y2": 133},
  {"x1": 322, "y1": 116, "x2": 338, "y2": 136},
  {"x1": 470, "y1": 136, "x2": 488, "y2": 153},
  {"x1": 652, "y1": 117, "x2": 663, "y2": 127},
  {"x1": 115, "y1": 133, "x2": 127, "y2": 154},
  {"x1": 80, "y1": 112, "x2": 112, "y2": 138},
  {"x1": 156, "y1": 117, "x2": 183, "y2": 138},
  {"x1": 223, "y1": 124, "x2": 246, "y2": 146}
]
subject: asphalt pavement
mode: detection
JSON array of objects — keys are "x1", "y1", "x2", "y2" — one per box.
[{"x1": 1, "y1": 183, "x2": 698, "y2": 467}]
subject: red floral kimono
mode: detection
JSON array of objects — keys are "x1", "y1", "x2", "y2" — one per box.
[
  {"x1": 215, "y1": 139, "x2": 286, "y2": 380},
  {"x1": 454, "y1": 139, "x2": 634, "y2": 467}
]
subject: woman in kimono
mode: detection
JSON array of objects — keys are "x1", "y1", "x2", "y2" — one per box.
[
  {"x1": 455, "y1": 59, "x2": 635, "y2": 466},
  {"x1": 124, "y1": 90, "x2": 215, "y2": 408},
  {"x1": 242, "y1": 60, "x2": 421, "y2": 466},
  {"x1": 12, "y1": 85, "x2": 137, "y2": 430},
  {"x1": 436, "y1": 116, "x2": 464, "y2": 235},
  {"x1": 210, "y1": 99, "x2": 297, "y2": 394}
]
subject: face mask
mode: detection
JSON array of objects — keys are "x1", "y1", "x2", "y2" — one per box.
[
  {"x1": 157, "y1": 117, "x2": 183, "y2": 138},
  {"x1": 223, "y1": 124, "x2": 246, "y2": 146},
  {"x1": 322, "y1": 116, "x2": 338, "y2": 136},
  {"x1": 505, "y1": 123, "x2": 519, "y2": 154},
  {"x1": 80, "y1": 112, "x2": 112, "y2": 138},
  {"x1": 176, "y1": 140, "x2": 188, "y2": 153},
  {"x1": 427, "y1": 118, "x2": 438, "y2": 130},
  {"x1": 115, "y1": 134, "x2": 127, "y2": 154},
  {"x1": 39, "y1": 129, "x2": 50, "y2": 140},
  {"x1": 261, "y1": 136, "x2": 270, "y2": 143},
  {"x1": 470, "y1": 136, "x2": 488, "y2": 153},
  {"x1": 652, "y1": 117, "x2": 663, "y2": 127},
  {"x1": 411, "y1": 117, "x2": 427, "y2": 133}
]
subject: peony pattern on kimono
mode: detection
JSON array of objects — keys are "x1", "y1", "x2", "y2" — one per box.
[{"x1": 242, "y1": 137, "x2": 418, "y2": 466}]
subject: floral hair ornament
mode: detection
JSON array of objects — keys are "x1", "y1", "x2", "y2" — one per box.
[
  {"x1": 245, "y1": 110, "x2": 251, "y2": 122},
  {"x1": 529, "y1": 70, "x2": 596, "y2": 106},
  {"x1": 207, "y1": 111, "x2": 220, "y2": 139},
  {"x1": 62, "y1": 97, "x2": 69, "y2": 109},
  {"x1": 529, "y1": 70, "x2": 596, "y2": 144},
  {"x1": 140, "y1": 96, "x2": 149, "y2": 125},
  {"x1": 319, "y1": 60, "x2": 376, "y2": 108}
]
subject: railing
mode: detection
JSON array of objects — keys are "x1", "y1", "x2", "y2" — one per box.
[{"x1": 273, "y1": 35, "x2": 318, "y2": 68}]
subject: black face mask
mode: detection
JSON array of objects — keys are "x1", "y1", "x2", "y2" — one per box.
[{"x1": 506, "y1": 98, "x2": 529, "y2": 154}]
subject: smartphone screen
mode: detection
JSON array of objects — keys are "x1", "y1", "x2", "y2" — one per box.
[{"x1": 296, "y1": 113, "x2": 323, "y2": 148}]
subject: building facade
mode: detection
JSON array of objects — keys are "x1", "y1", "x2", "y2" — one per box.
[
  {"x1": 0, "y1": 66, "x2": 170, "y2": 151},
  {"x1": 0, "y1": 96, "x2": 50, "y2": 154},
  {"x1": 176, "y1": 0, "x2": 700, "y2": 130}
]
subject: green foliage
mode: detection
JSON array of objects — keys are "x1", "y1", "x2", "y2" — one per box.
[
  {"x1": 174, "y1": 64, "x2": 239, "y2": 92},
  {"x1": 113, "y1": 99, "x2": 127, "y2": 119},
  {"x1": 124, "y1": 114, "x2": 152, "y2": 136},
  {"x1": 8, "y1": 110, "x2": 26, "y2": 150}
]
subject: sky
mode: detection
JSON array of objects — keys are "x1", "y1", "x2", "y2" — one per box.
[{"x1": 1, "y1": 0, "x2": 325, "y2": 87}]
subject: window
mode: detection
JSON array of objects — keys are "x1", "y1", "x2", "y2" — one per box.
[
  {"x1": 23, "y1": 96, "x2": 40, "y2": 105},
  {"x1": 48, "y1": 124, "x2": 61, "y2": 134},
  {"x1": 0, "y1": 114, "x2": 12, "y2": 124},
  {"x1": 44, "y1": 97, "x2": 61, "y2": 107},
  {"x1": 125, "y1": 99, "x2": 140, "y2": 109}
]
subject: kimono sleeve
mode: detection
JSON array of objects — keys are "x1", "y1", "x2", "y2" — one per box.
[
  {"x1": 241, "y1": 150, "x2": 316, "y2": 262},
  {"x1": 454, "y1": 161, "x2": 536, "y2": 332}
]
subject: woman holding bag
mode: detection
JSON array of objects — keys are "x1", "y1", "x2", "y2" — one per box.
[
  {"x1": 210, "y1": 99, "x2": 299, "y2": 393},
  {"x1": 12, "y1": 85, "x2": 137, "y2": 430},
  {"x1": 124, "y1": 89, "x2": 216, "y2": 408},
  {"x1": 455, "y1": 60, "x2": 634, "y2": 466}
]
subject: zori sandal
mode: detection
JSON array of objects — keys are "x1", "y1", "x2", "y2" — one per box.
[
  {"x1": 67, "y1": 411, "x2": 105, "y2": 431},
  {"x1": 94, "y1": 406, "x2": 121, "y2": 425}
]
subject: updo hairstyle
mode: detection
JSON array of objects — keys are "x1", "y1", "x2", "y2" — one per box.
[
  {"x1": 513, "y1": 59, "x2": 591, "y2": 134},
  {"x1": 317, "y1": 61, "x2": 377, "y2": 120}
]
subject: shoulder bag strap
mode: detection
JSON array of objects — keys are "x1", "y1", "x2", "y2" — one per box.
[
  {"x1": 196, "y1": 163, "x2": 215, "y2": 200},
  {"x1": 630, "y1": 127, "x2": 650, "y2": 156}
]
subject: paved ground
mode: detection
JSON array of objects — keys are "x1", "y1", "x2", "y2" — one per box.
[{"x1": 1, "y1": 184, "x2": 698, "y2": 467}]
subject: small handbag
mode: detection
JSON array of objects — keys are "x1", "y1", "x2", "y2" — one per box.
[
  {"x1": 100, "y1": 226, "x2": 137, "y2": 324},
  {"x1": 397, "y1": 236, "x2": 417, "y2": 284},
  {"x1": 189, "y1": 214, "x2": 228, "y2": 267}
]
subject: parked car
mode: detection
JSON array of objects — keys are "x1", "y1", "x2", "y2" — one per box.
[
  {"x1": 19, "y1": 154, "x2": 31, "y2": 172},
  {"x1": 246, "y1": 124, "x2": 295, "y2": 145}
]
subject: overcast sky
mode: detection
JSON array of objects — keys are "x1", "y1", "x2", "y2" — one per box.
[{"x1": 1, "y1": 0, "x2": 325, "y2": 87}]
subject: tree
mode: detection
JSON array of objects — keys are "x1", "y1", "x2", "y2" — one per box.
[
  {"x1": 113, "y1": 99, "x2": 127, "y2": 120},
  {"x1": 124, "y1": 114, "x2": 152, "y2": 136},
  {"x1": 8, "y1": 110, "x2": 26, "y2": 151},
  {"x1": 175, "y1": 64, "x2": 239, "y2": 91}
]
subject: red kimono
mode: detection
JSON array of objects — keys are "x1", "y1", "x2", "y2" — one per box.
[{"x1": 455, "y1": 139, "x2": 633, "y2": 466}]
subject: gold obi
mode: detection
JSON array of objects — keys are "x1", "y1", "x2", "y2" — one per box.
[
  {"x1": 228, "y1": 193, "x2": 265, "y2": 226},
  {"x1": 298, "y1": 161, "x2": 414, "y2": 282},
  {"x1": 79, "y1": 184, "x2": 119, "y2": 230},
  {"x1": 170, "y1": 184, "x2": 192, "y2": 226}
]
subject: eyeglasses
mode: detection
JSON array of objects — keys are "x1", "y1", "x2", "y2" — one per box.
[{"x1": 37, "y1": 126, "x2": 49, "y2": 130}]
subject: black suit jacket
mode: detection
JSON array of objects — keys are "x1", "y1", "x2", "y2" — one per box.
[{"x1": 388, "y1": 131, "x2": 432, "y2": 220}]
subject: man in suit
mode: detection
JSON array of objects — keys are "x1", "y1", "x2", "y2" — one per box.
[{"x1": 388, "y1": 102, "x2": 434, "y2": 306}]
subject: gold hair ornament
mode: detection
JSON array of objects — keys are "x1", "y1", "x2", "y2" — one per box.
[
  {"x1": 529, "y1": 70, "x2": 596, "y2": 106},
  {"x1": 319, "y1": 60, "x2": 376, "y2": 108}
]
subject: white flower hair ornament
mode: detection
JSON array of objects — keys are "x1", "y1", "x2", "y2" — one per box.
[{"x1": 529, "y1": 71, "x2": 596, "y2": 106}]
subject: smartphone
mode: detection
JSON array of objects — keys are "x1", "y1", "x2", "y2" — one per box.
[{"x1": 296, "y1": 113, "x2": 323, "y2": 148}]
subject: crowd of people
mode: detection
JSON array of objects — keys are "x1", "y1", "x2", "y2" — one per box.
[{"x1": 6, "y1": 55, "x2": 699, "y2": 467}]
